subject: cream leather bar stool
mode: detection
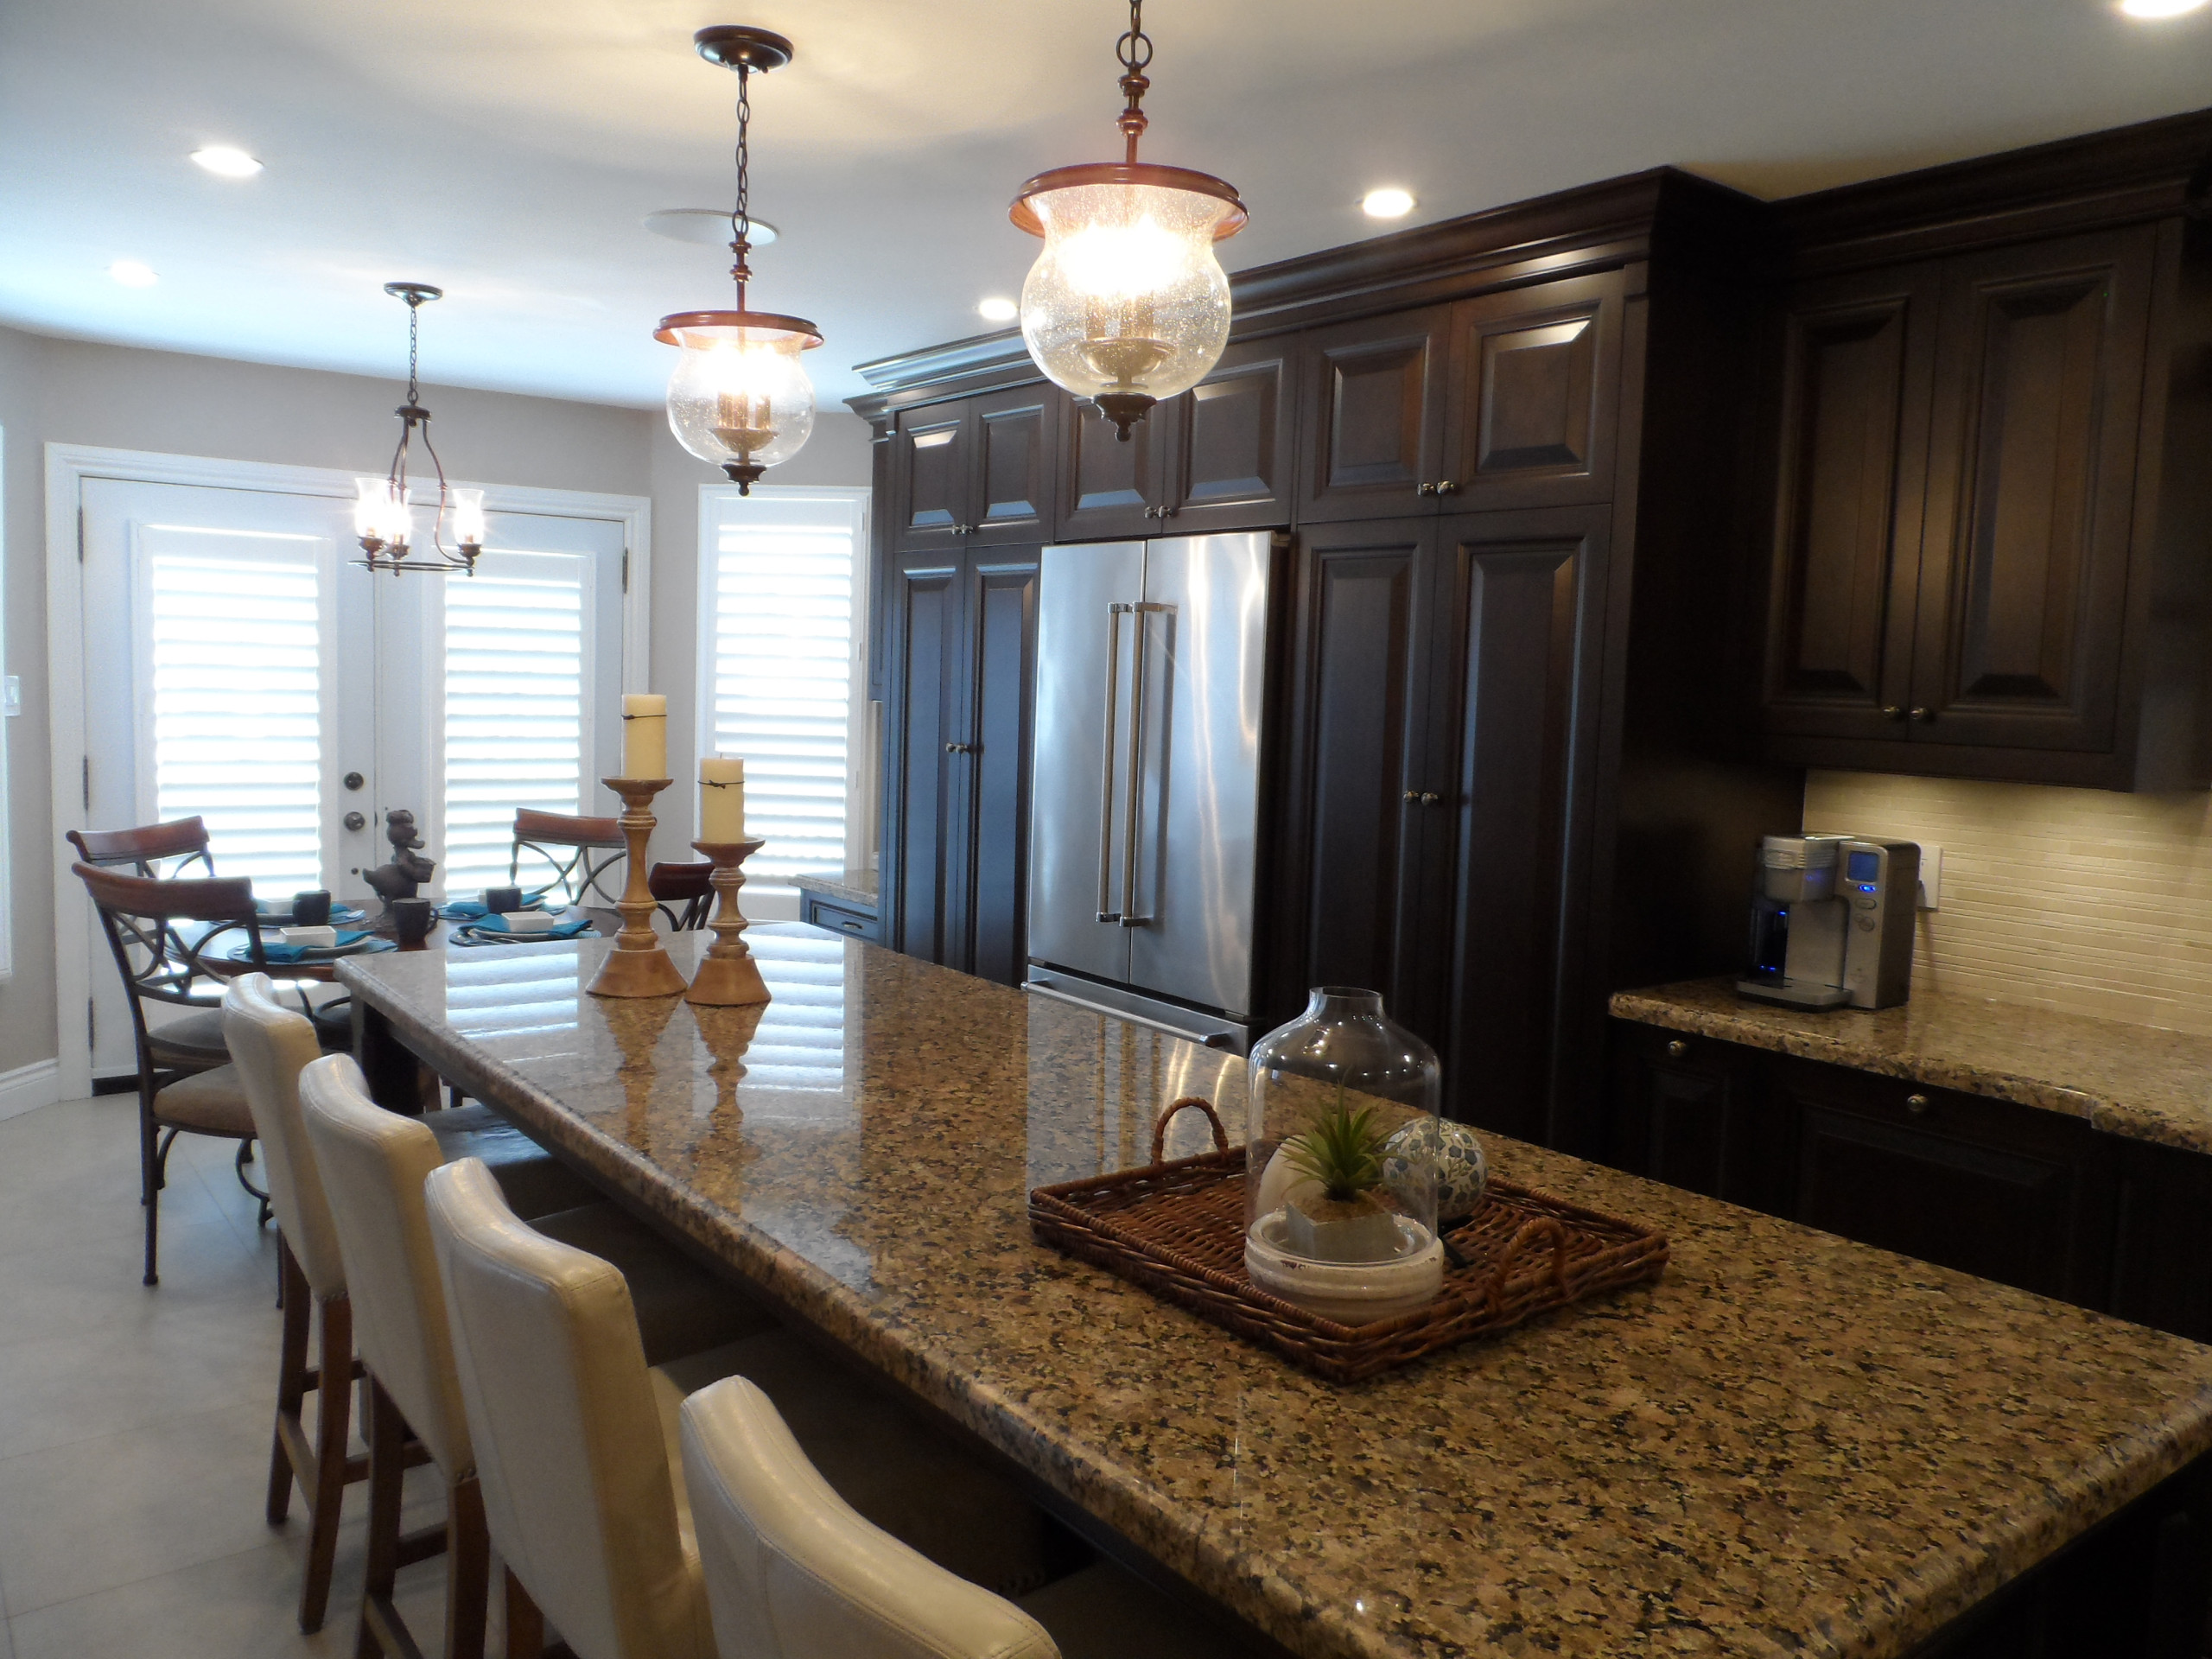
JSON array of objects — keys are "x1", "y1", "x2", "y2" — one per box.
[
  {"x1": 222, "y1": 976, "x2": 601, "y2": 1633},
  {"x1": 299, "y1": 1055, "x2": 773, "y2": 1659},
  {"x1": 682, "y1": 1378, "x2": 1223, "y2": 1659}
]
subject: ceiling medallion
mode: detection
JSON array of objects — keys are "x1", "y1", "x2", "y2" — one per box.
[
  {"x1": 657, "y1": 25, "x2": 823, "y2": 495},
  {"x1": 353, "y1": 282, "x2": 483, "y2": 575},
  {"x1": 1010, "y1": 0, "x2": 1246, "y2": 442}
]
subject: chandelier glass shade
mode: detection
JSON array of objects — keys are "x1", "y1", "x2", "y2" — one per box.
[
  {"x1": 354, "y1": 282, "x2": 481, "y2": 575},
  {"x1": 658, "y1": 26, "x2": 822, "y2": 494},
  {"x1": 1011, "y1": 3, "x2": 1245, "y2": 440}
]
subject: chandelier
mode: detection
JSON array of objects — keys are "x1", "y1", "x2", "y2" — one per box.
[
  {"x1": 353, "y1": 283, "x2": 483, "y2": 575},
  {"x1": 658, "y1": 25, "x2": 823, "y2": 495},
  {"x1": 1011, "y1": 0, "x2": 1246, "y2": 441}
]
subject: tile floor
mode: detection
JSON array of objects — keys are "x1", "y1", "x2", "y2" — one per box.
[{"x1": 0, "y1": 1096, "x2": 462, "y2": 1658}]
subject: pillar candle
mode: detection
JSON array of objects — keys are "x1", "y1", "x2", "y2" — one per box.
[
  {"x1": 700, "y1": 756, "x2": 747, "y2": 842},
  {"x1": 621, "y1": 694, "x2": 668, "y2": 779}
]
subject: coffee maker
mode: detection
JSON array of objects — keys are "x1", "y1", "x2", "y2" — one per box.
[{"x1": 1738, "y1": 835, "x2": 1920, "y2": 1011}]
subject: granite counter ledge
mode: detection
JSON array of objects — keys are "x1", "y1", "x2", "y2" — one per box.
[
  {"x1": 791, "y1": 867, "x2": 880, "y2": 911},
  {"x1": 340, "y1": 930, "x2": 2212, "y2": 1659},
  {"x1": 1611, "y1": 976, "x2": 2212, "y2": 1156}
]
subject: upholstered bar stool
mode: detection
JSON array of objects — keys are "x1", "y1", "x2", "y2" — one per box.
[
  {"x1": 223, "y1": 978, "x2": 604, "y2": 1633},
  {"x1": 423, "y1": 1158, "x2": 1058, "y2": 1659},
  {"x1": 300, "y1": 1058, "x2": 772, "y2": 1659},
  {"x1": 682, "y1": 1378, "x2": 1223, "y2": 1659}
]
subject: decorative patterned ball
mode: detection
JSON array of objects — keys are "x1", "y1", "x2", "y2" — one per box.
[{"x1": 1382, "y1": 1119, "x2": 1490, "y2": 1223}]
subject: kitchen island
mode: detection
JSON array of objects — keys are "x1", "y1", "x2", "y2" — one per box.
[{"x1": 340, "y1": 927, "x2": 2212, "y2": 1659}]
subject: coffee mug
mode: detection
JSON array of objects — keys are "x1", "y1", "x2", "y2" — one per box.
[
  {"x1": 485, "y1": 886, "x2": 524, "y2": 914},
  {"x1": 392, "y1": 897, "x2": 435, "y2": 944},
  {"x1": 292, "y1": 889, "x2": 334, "y2": 926}
]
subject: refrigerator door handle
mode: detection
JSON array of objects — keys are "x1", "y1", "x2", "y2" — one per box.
[
  {"x1": 1096, "y1": 603, "x2": 1129, "y2": 923},
  {"x1": 1120, "y1": 601, "x2": 1174, "y2": 927}
]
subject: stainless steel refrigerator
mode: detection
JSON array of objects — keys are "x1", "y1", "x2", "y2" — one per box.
[{"x1": 1025, "y1": 531, "x2": 1276, "y2": 1052}]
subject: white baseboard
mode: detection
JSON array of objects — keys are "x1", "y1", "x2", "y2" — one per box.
[{"x1": 0, "y1": 1058, "x2": 62, "y2": 1123}]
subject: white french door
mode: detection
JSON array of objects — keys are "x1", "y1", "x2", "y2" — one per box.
[{"x1": 73, "y1": 472, "x2": 630, "y2": 1080}]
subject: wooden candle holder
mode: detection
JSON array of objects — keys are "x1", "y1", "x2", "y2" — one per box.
[
  {"x1": 585, "y1": 778, "x2": 690, "y2": 1000},
  {"x1": 684, "y1": 837, "x2": 770, "y2": 1007}
]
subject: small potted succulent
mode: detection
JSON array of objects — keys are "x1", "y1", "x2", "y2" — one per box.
[{"x1": 1280, "y1": 1085, "x2": 1402, "y2": 1263}]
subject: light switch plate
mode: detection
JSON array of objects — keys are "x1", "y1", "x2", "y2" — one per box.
[
  {"x1": 2, "y1": 676, "x2": 18, "y2": 718},
  {"x1": 1917, "y1": 843, "x2": 1942, "y2": 911}
]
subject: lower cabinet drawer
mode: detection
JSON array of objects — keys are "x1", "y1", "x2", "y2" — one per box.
[{"x1": 804, "y1": 895, "x2": 881, "y2": 944}]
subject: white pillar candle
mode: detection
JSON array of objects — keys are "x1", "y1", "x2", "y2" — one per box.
[
  {"x1": 700, "y1": 756, "x2": 747, "y2": 842},
  {"x1": 621, "y1": 694, "x2": 668, "y2": 779}
]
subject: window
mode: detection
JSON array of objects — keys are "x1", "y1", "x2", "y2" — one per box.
[{"x1": 698, "y1": 486, "x2": 869, "y2": 906}]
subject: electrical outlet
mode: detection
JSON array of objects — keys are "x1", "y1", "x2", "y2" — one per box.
[{"x1": 1917, "y1": 843, "x2": 1942, "y2": 911}]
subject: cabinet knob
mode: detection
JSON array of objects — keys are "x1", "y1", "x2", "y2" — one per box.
[
  {"x1": 944, "y1": 741, "x2": 974, "y2": 755},
  {"x1": 1908, "y1": 707, "x2": 1933, "y2": 722},
  {"x1": 1905, "y1": 1093, "x2": 1930, "y2": 1115},
  {"x1": 1420, "y1": 791, "x2": 1442, "y2": 805},
  {"x1": 1882, "y1": 705, "x2": 1905, "y2": 721},
  {"x1": 1417, "y1": 482, "x2": 1438, "y2": 497},
  {"x1": 1164, "y1": 505, "x2": 1179, "y2": 518},
  {"x1": 1403, "y1": 789, "x2": 1421, "y2": 803},
  {"x1": 1665, "y1": 1039, "x2": 1688, "y2": 1058},
  {"x1": 1436, "y1": 480, "x2": 1459, "y2": 496}
]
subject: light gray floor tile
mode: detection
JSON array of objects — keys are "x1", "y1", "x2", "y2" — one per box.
[{"x1": 0, "y1": 1212, "x2": 268, "y2": 1352}]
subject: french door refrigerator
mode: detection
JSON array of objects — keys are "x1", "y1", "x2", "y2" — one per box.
[{"x1": 1025, "y1": 531, "x2": 1277, "y2": 1052}]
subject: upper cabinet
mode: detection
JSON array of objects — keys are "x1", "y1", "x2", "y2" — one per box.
[
  {"x1": 891, "y1": 385, "x2": 1058, "y2": 552},
  {"x1": 1760, "y1": 213, "x2": 2209, "y2": 790},
  {"x1": 1295, "y1": 307, "x2": 1452, "y2": 523}
]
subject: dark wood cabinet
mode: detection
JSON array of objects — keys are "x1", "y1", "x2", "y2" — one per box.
[
  {"x1": 1442, "y1": 272, "x2": 1625, "y2": 512},
  {"x1": 880, "y1": 542, "x2": 1039, "y2": 985},
  {"x1": 2107, "y1": 1138, "x2": 2212, "y2": 1344},
  {"x1": 1295, "y1": 307, "x2": 1452, "y2": 524},
  {"x1": 891, "y1": 388, "x2": 1058, "y2": 553},
  {"x1": 1607, "y1": 1024, "x2": 1792, "y2": 1214}
]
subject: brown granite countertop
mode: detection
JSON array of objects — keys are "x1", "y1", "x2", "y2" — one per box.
[
  {"x1": 791, "y1": 867, "x2": 879, "y2": 911},
  {"x1": 1611, "y1": 977, "x2": 2212, "y2": 1157},
  {"x1": 342, "y1": 932, "x2": 2212, "y2": 1659}
]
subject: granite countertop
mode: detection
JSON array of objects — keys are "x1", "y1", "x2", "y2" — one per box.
[
  {"x1": 341, "y1": 933, "x2": 2212, "y2": 1659},
  {"x1": 791, "y1": 867, "x2": 879, "y2": 911},
  {"x1": 1611, "y1": 977, "x2": 2212, "y2": 1157}
]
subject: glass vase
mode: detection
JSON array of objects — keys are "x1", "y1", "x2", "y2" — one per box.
[{"x1": 1243, "y1": 987, "x2": 1444, "y2": 1322}]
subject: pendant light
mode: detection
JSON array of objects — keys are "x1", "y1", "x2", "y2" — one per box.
[
  {"x1": 1011, "y1": 0, "x2": 1246, "y2": 442},
  {"x1": 353, "y1": 282, "x2": 484, "y2": 575},
  {"x1": 658, "y1": 25, "x2": 823, "y2": 495}
]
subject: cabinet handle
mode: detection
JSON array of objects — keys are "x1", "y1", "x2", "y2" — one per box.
[
  {"x1": 1905, "y1": 1093, "x2": 1930, "y2": 1115},
  {"x1": 1882, "y1": 705, "x2": 1904, "y2": 721},
  {"x1": 1666, "y1": 1039, "x2": 1688, "y2": 1058},
  {"x1": 1908, "y1": 707, "x2": 1933, "y2": 722},
  {"x1": 944, "y1": 741, "x2": 974, "y2": 755},
  {"x1": 839, "y1": 919, "x2": 863, "y2": 934},
  {"x1": 1417, "y1": 482, "x2": 1437, "y2": 497}
]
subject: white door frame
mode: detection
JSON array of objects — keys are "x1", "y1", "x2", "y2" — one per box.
[{"x1": 46, "y1": 442, "x2": 652, "y2": 1100}]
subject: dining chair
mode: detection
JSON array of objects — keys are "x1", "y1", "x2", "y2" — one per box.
[
  {"x1": 423, "y1": 1157, "x2": 1056, "y2": 1659},
  {"x1": 224, "y1": 978, "x2": 607, "y2": 1634},
  {"x1": 650, "y1": 861, "x2": 716, "y2": 931},
  {"x1": 74, "y1": 861, "x2": 270, "y2": 1284},
  {"x1": 68, "y1": 817, "x2": 229, "y2": 1069},
  {"x1": 511, "y1": 809, "x2": 627, "y2": 908},
  {"x1": 300, "y1": 1058, "x2": 772, "y2": 1659}
]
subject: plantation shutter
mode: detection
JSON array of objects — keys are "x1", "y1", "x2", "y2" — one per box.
[{"x1": 703, "y1": 493, "x2": 865, "y2": 896}]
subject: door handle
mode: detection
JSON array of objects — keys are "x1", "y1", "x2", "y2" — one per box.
[
  {"x1": 1119, "y1": 601, "x2": 1175, "y2": 928},
  {"x1": 1096, "y1": 604, "x2": 1128, "y2": 923},
  {"x1": 343, "y1": 811, "x2": 367, "y2": 833},
  {"x1": 944, "y1": 741, "x2": 974, "y2": 754}
]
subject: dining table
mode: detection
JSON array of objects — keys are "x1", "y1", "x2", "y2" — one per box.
[{"x1": 334, "y1": 924, "x2": 2212, "y2": 1659}]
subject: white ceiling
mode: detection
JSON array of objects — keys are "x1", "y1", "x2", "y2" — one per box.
[{"x1": 2, "y1": 0, "x2": 2208, "y2": 410}]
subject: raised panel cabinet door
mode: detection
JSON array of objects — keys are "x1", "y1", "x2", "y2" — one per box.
[
  {"x1": 969, "y1": 388, "x2": 1058, "y2": 545},
  {"x1": 1422, "y1": 506, "x2": 1611, "y2": 1141},
  {"x1": 1441, "y1": 270, "x2": 1625, "y2": 511},
  {"x1": 959, "y1": 549, "x2": 1040, "y2": 985},
  {"x1": 884, "y1": 553, "x2": 966, "y2": 963},
  {"x1": 2107, "y1": 1138, "x2": 2212, "y2": 1343},
  {"x1": 1163, "y1": 339, "x2": 1295, "y2": 533},
  {"x1": 1294, "y1": 307, "x2": 1451, "y2": 524},
  {"x1": 1262, "y1": 517, "x2": 1435, "y2": 1027},
  {"x1": 1761, "y1": 266, "x2": 1941, "y2": 741},
  {"x1": 1056, "y1": 394, "x2": 1165, "y2": 541},
  {"x1": 891, "y1": 404, "x2": 974, "y2": 552},
  {"x1": 1910, "y1": 226, "x2": 2157, "y2": 752}
]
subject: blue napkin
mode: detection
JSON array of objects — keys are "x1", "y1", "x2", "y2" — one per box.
[
  {"x1": 438, "y1": 899, "x2": 489, "y2": 919},
  {"x1": 472, "y1": 913, "x2": 591, "y2": 939},
  {"x1": 260, "y1": 930, "x2": 368, "y2": 963}
]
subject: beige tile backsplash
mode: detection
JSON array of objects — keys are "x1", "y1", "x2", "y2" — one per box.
[{"x1": 1803, "y1": 772, "x2": 2212, "y2": 1035}]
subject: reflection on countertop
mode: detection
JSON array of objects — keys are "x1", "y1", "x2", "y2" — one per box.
[
  {"x1": 791, "y1": 867, "x2": 880, "y2": 911},
  {"x1": 1612, "y1": 976, "x2": 2212, "y2": 1155},
  {"x1": 343, "y1": 930, "x2": 2212, "y2": 1659}
]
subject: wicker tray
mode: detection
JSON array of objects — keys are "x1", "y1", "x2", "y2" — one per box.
[{"x1": 1029, "y1": 1098, "x2": 1669, "y2": 1382}]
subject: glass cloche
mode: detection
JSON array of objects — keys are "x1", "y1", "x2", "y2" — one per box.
[{"x1": 1244, "y1": 987, "x2": 1444, "y2": 1322}]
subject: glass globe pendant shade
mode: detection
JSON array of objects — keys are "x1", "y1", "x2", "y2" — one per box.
[
  {"x1": 1012, "y1": 163, "x2": 1245, "y2": 441},
  {"x1": 1244, "y1": 986, "x2": 1445, "y2": 1323},
  {"x1": 353, "y1": 476, "x2": 410, "y2": 550},
  {"x1": 657, "y1": 312, "x2": 823, "y2": 494}
]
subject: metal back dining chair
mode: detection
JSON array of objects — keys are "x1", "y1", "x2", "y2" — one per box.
[
  {"x1": 67, "y1": 814, "x2": 219, "y2": 877},
  {"x1": 649, "y1": 861, "x2": 716, "y2": 931},
  {"x1": 72, "y1": 861, "x2": 270, "y2": 1284},
  {"x1": 510, "y1": 809, "x2": 627, "y2": 908}
]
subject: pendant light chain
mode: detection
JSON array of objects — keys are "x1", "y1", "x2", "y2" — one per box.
[
  {"x1": 1116, "y1": 0, "x2": 1153, "y2": 162},
  {"x1": 729, "y1": 61, "x2": 753, "y2": 308}
]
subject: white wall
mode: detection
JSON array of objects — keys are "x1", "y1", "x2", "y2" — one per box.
[{"x1": 0, "y1": 323, "x2": 869, "y2": 1079}]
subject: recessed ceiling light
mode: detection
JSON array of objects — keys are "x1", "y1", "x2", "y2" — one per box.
[
  {"x1": 644, "y1": 208, "x2": 778, "y2": 247},
  {"x1": 2120, "y1": 0, "x2": 2207, "y2": 13},
  {"x1": 977, "y1": 296, "x2": 1019, "y2": 323},
  {"x1": 191, "y1": 145, "x2": 263, "y2": 178},
  {"x1": 1363, "y1": 187, "x2": 1416, "y2": 219},
  {"x1": 108, "y1": 259, "x2": 159, "y2": 288}
]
